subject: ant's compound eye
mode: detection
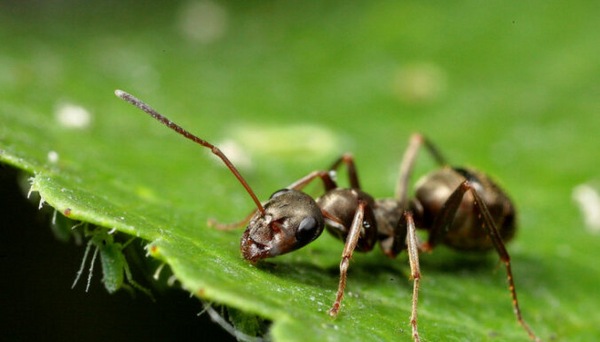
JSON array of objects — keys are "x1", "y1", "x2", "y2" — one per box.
[
  {"x1": 269, "y1": 189, "x2": 290, "y2": 199},
  {"x1": 296, "y1": 216, "x2": 320, "y2": 244}
]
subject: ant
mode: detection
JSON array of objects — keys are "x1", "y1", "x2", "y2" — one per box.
[{"x1": 115, "y1": 90, "x2": 539, "y2": 341}]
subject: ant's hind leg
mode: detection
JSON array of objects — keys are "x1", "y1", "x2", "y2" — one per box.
[
  {"x1": 467, "y1": 183, "x2": 539, "y2": 341},
  {"x1": 425, "y1": 180, "x2": 539, "y2": 341}
]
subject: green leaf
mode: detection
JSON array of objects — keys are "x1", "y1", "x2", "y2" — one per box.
[{"x1": 2, "y1": 1, "x2": 600, "y2": 341}]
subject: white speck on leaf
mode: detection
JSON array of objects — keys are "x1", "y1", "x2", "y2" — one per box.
[
  {"x1": 177, "y1": 0, "x2": 228, "y2": 44},
  {"x1": 47, "y1": 150, "x2": 59, "y2": 163},
  {"x1": 572, "y1": 183, "x2": 600, "y2": 233},
  {"x1": 55, "y1": 102, "x2": 92, "y2": 129}
]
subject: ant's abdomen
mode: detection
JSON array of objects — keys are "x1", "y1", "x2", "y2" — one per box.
[{"x1": 413, "y1": 167, "x2": 516, "y2": 252}]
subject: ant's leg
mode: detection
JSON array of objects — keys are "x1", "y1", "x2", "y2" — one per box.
[
  {"x1": 395, "y1": 133, "x2": 448, "y2": 204},
  {"x1": 425, "y1": 181, "x2": 539, "y2": 341},
  {"x1": 328, "y1": 153, "x2": 361, "y2": 189},
  {"x1": 468, "y1": 183, "x2": 539, "y2": 341},
  {"x1": 286, "y1": 170, "x2": 337, "y2": 192},
  {"x1": 328, "y1": 200, "x2": 366, "y2": 317},
  {"x1": 209, "y1": 170, "x2": 336, "y2": 230},
  {"x1": 208, "y1": 209, "x2": 258, "y2": 230},
  {"x1": 420, "y1": 179, "x2": 465, "y2": 252},
  {"x1": 401, "y1": 211, "x2": 421, "y2": 342}
]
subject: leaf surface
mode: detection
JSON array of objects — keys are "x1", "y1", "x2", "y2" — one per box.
[{"x1": 2, "y1": 2, "x2": 599, "y2": 341}]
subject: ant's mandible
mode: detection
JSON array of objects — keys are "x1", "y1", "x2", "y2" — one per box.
[{"x1": 115, "y1": 90, "x2": 539, "y2": 342}]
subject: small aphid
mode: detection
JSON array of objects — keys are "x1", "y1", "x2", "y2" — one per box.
[
  {"x1": 116, "y1": 90, "x2": 539, "y2": 341},
  {"x1": 72, "y1": 225, "x2": 153, "y2": 299}
]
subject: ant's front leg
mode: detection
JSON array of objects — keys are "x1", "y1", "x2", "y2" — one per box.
[
  {"x1": 209, "y1": 170, "x2": 337, "y2": 230},
  {"x1": 328, "y1": 153, "x2": 361, "y2": 189},
  {"x1": 208, "y1": 210, "x2": 258, "y2": 230},
  {"x1": 286, "y1": 170, "x2": 337, "y2": 192},
  {"x1": 328, "y1": 199, "x2": 367, "y2": 317}
]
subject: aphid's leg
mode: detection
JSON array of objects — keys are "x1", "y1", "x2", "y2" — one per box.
[
  {"x1": 120, "y1": 238, "x2": 155, "y2": 298},
  {"x1": 121, "y1": 236, "x2": 136, "y2": 249},
  {"x1": 86, "y1": 245, "x2": 100, "y2": 292},
  {"x1": 425, "y1": 181, "x2": 539, "y2": 341},
  {"x1": 328, "y1": 153, "x2": 361, "y2": 189},
  {"x1": 402, "y1": 211, "x2": 421, "y2": 342},
  {"x1": 71, "y1": 238, "x2": 94, "y2": 289},
  {"x1": 72, "y1": 224, "x2": 102, "y2": 292},
  {"x1": 121, "y1": 252, "x2": 155, "y2": 300},
  {"x1": 395, "y1": 133, "x2": 448, "y2": 204},
  {"x1": 328, "y1": 200, "x2": 366, "y2": 317},
  {"x1": 202, "y1": 303, "x2": 265, "y2": 342}
]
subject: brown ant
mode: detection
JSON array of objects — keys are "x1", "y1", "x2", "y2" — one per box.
[{"x1": 115, "y1": 90, "x2": 539, "y2": 341}]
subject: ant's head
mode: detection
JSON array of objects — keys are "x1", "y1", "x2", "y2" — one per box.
[{"x1": 241, "y1": 189, "x2": 324, "y2": 262}]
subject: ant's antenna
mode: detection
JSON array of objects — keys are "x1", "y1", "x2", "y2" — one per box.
[{"x1": 115, "y1": 89, "x2": 265, "y2": 215}]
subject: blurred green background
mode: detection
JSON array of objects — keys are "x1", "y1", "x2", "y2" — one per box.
[{"x1": 1, "y1": 1, "x2": 599, "y2": 341}]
